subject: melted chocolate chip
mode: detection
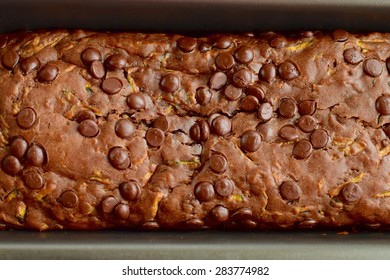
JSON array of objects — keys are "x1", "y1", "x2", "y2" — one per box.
[
  {"x1": 127, "y1": 92, "x2": 146, "y2": 110},
  {"x1": 245, "y1": 86, "x2": 265, "y2": 102},
  {"x1": 332, "y1": 29, "x2": 349, "y2": 42},
  {"x1": 190, "y1": 119, "x2": 210, "y2": 142},
  {"x1": 177, "y1": 37, "x2": 197, "y2": 52},
  {"x1": 105, "y1": 54, "x2": 127, "y2": 70},
  {"x1": 384, "y1": 124, "x2": 390, "y2": 138},
  {"x1": 153, "y1": 115, "x2": 169, "y2": 133},
  {"x1": 214, "y1": 36, "x2": 232, "y2": 49},
  {"x1": 20, "y1": 56, "x2": 40, "y2": 74},
  {"x1": 114, "y1": 203, "x2": 130, "y2": 220},
  {"x1": 296, "y1": 115, "x2": 317, "y2": 132},
  {"x1": 2, "y1": 50, "x2": 19, "y2": 70},
  {"x1": 108, "y1": 147, "x2": 131, "y2": 170},
  {"x1": 292, "y1": 140, "x2": 313, "y2": 159},
  {"x1": 23, "y1": 168, "x2": 45, "y2": 189},
  {"x1": 234, "y1": 46, "x2": 254, "y2": 64},
  {"x1": 37, "y1": 64, "x2": 59, "y2": 82},
  {"x1": 270, "y1": 35, "x2": 287, "y2": 48},
  {"x1": 310, "y1": 129, "x2": 329, "y2": 149},
  {"x1": 259, "y1": 63, "x2": 276, "y2": 83},
  {"x1": 363, "y1": 58, "x2": 382, "y2": 77},
  {"x1": 387, "y1": 58, "x2": 390, "y2": 74},
  {"x1": 215, "y1": 177, "x2": 234, "y2": 197},
  {"x1": 211, "y1": 205, "x2": 229, "y2": 222},
  {"x1": 280, "y1": 181, "x2": 301, "y2": 201},
  {"x1": 257, "y1": 102, "x2": 273, "y2": 123},
  {"x1": 231, "y1": 207, "x2": 252, "y2": 220},
  {"x1": 26, "y1": 144, "x2": 47, "y2": 167},
  {"x1": 101, "y1": 195, "x2": 119, "y2": 214},
  {"x1": 78, "y1": 119, "x2": 99, "y2": 137},
  {"x1": 101, "y1": 77, "x2": 122, "y2": 95},
  {"x1": 199, "y1": 43, "x2": 211, "y2": 53},
  {"x1": 376, "y1": 96, "x2": 390, "y2": 115},
  {"x1": 146, "y1": 128, "x2": 165, "y2": 147},
  {"x1": 232, "y1": 68, "x2": 252, "y2": 88},
  {"x1": 209, "y1": 72, "x2": 227, "y2": 90},
  {"x1": 186, "y1": 218, "x2": 204, "y2": 229},
  {"x1": 141, "y1": 221, "x2": 160, "y2": 230},
  {"x1": 1, "y1": 155, "x2": 22, "y2": 176},
  {"x1": 89, "y1": 61, "x2": 105, "y2": 79},
  {"x1": 279, "y1": 98, "x2": 297, "y2": 118},
  {"x1": 209, "y1": 154, "x2": 228, "y2": 174},
  {"x1": 241, "y1": 130, "x2": 262, "y2": 152},
  {"x1": 195, "y1": 87, "x2": 212, "y2": 105},
  {"x1": 279, "y1": 124, "x2": 299, "y2": 141},
  {"x1": 58, "y1": 190, "x2": 79, "y2": 208},
  {"x1": 119, "y1": 180, "x2": 140, "y2": 201},
  {"x1": 215, "y1": 53, "x2": 235, "y2": 71},
  {"x1": 76, "y1": 110, "x2": 96, "y2": 123},
  {"x1": 298, "y1": 100, "x2": 317, "y2": 115},
  {"x1": 194, "y1": 181, "x2": 215, "y2": 202},
  {"x1": 224, "y1": 84, "x2": 242, "y2": 101},
  {"x1": 10, "y1": 137, "x2": 28, "y2": 159},
  {"x1": 17, "y1": 107, "x2": 37, "y2": 129},
  {"x1": 241, "y1": 95, "x2": 259, "y2": 111},
  {"x1": 343, "y1": 48, "x2": 363, "y2": 65},
  {"x1": 342, "y1": 183, "x2": 362, "y2": 203},
  {"x1": 278, "y1": 61, "x2": 299, "y2": 80},
  {"x1": 81, "y1": 48, "x2": 102, "y2": 65},
  {"x1": 160, "y1": 73, "x2": 180, "y2": 93},
  {"x1": 211, "y1": 115, "x2": 231, "y2": 136}
]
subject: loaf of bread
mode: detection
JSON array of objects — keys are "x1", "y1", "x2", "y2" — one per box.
[{"x1": 0, "y1": 29, "x2": 389, "y2": 230}]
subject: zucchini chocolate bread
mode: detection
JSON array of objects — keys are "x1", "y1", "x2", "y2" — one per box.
[{"x1": 0, "y1": 29, "x2": 389, "y2": 230}]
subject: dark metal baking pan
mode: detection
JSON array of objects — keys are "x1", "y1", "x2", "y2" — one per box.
[{"x1": 1, "y1": 0, "x2": 390, "y2": 260}]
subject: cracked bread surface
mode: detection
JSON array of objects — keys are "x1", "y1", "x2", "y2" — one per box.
[{"x1": 0, "y1": 29, "x2": 389, "y2": 230}]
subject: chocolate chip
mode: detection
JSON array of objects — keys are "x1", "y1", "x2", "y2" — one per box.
[
  {"x1": 127, "y1": 92, "x2": 146, "y2": 110},
  {"x1": 257, "y1": 102, "x2": 273, "y2": 123},
  {"x1": 278, "y1": 61, "x2": 299, "y2": 80},
  {"x1": 81, "y1": 47, "x2": 102, "y2": 65},
  {"x1": 1, "y1": 155, "x2": 22, "y2": 176},
  {"x1": 26, "y1": 143, "x2": 47, "y2": 167},
  {"x1": 108, "y1": 147, "x2": 131, "y2": 170},
  {"x1": 270, "y1": 35, "x2": 287, "y2": 48},
  {"x1": 10, "y1": 137, "x2": 28, "y2": 159},
  {"x1": 215, "y1": 53, "x2": 235, "y2": 71},
  {"x1": 342, "y1": 183, "x2": 362, "y2": 203},
  {"x1": 259, "y1": 63, "x2": 276, "y2": 83},
  {"x1": 76, "y1": 110, "x2": 96, "y2": 123},
  {"x1": 310, "y1": 129, "x2": 329, "y2": 149},
  {"x1": 363, "y1": 58, "x2": 382, "y2": 77},
  {"x1": 78, "y1": 119, "x2": 99, "y2": 137},
  {"x1": 2, "y1": 50, "x2": 19, "y2": 70},
  {"x1": 22, "y1": 168, "x2": 45, "y2": 189},
  {"x1": 0, "y1": 35, "x2": 7, "y2": 48},
  {"x1": 186, "y1": 218, "x2": 204, "y2": 229},
  {"x1": 89, "y1": 61, "x2": 105, "y2": 79},
  {"x1": 141, "y1": 221, "x2": 159, "y2": 230},
  {"x1": 211, "y1": 115, "x2": 231, "y2": 136},
  {"x1": 224, "y1": 84, "x2": 242, "y2": 101},
  {"x1": 177, "y1": 37, "x2": 197, "y2": 52},
  {"x1": 17, "y1": 107, "x2": 37, "y2": 129},
  {"x1": 214, "y1": 36, "x2": 232, "y2": 49},
  {"x1": 231, "y1": 207, "x2": 252, "y2": 220},
  {"x1": 234, "y1": 46, "x2": 254, "y2": 64},
  {"x1": 292, "y1": 140, "x2": 313, "y2": 159},
  {"x1": 105, "y1": 54, "x2": 127, "y2": 70},
  {"x1": 387, "y1": 58, "x2": 390, "y2": 74},
  {"x1": 20, "y1": 56, "x2": 40, "y2": 74},
  {"x1": 232, "y1": 68, "x2": 252, "y2": 88},
  {"x1": 209, "y1": 154, "x2": 228, "y2": 173},
  {"x1": 101, "y1": 77, "x2": 122, "y2": 95},
  {"x1": 199, "y1": 43, "x2": 211, "y2": 53},
  {"x1": 194, "y1": 181, "x2": 215, "y2": 202},
  {"x1": 279, "y1": 124, "x2": 299, "y2": 141},
  {"x1": 160, "y1": 73, "x2": 180, "y2": 93},
  {"x1": 114, "y1": 203, "x2": 130, "y2": 220},
  {"x1": 58, "y1": 190, "x2": 79, "y2": 208},
  {"x1": 37, "y1": 64, "x2": 59, "y2": 82},
  {"x1": 279, "y1": 98, "x2": 297, "y2": 118},
  {"x1": 376, "y1": 96, "x2": 390, "y2": 115},
  {"x1": 384, "y1": 125, "x2": 390, "y2": 138},
  {"x1": 332, "y1": 29, "x2": 349, "y2": 42},
  {"x1": 280, "y1": 181, "x2": 301, "y2": 201},
  {"x1": 215, "y1": 177, "x2": 234, "y2": 197},
  {"x1": 101, "y1": 195, "x2": 119, "y2": 214},
  {"x1": 211, "y1": 205, "x2": 229, "y2": 222},
  {"x1": 245, "y1": 86, "x2": 265, "y2": 102},
  {"x1": 153, "y1": 115, "x2": 169, "y2": 133},
  {"x1": 298, "y1": 100, "x2": 317, "y2": 115},
  {"x1": 146, "y1": 128, "x2": 165, "y2": 147},
  {"x1": 241, "y1": 219, "x2": 257, "y2": 229},
  {"x1": 343, "y1": 48, "x2": 363, "y2": 65},
  {"x1": 119, "y1": 180, "x2": 140, "y2": 201},
  {"x1": 195, "y1": 87, "x2": 212, "y2": 105},
  {"x1": 190, "y1": 119, "x2": 210, "y2": 142},
  {"x1": 241, "y1": 95, "x2": 259, "y2": 111},
  {"x1": 296, "y1": 115, "x2": 317, "y2": 132},
  {"x1": 209, "y1": 72, "x2": 227, "y2": 90},
  {"x1": 301, "y1": 31, "x2": 314, "y2": 38},
  {"x1": 241, "y1": 130, "x2": 262, "y2": 152}
]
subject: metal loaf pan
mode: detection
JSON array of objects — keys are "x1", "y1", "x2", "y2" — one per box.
[{"x1": 1, "y1": 0, "x2": 390, "y2": 260}]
